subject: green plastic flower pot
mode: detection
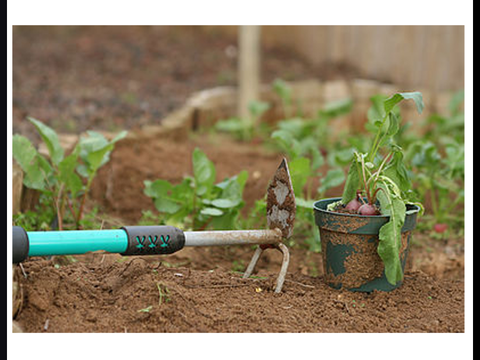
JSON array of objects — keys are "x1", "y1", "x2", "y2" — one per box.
[{"x1": 313, "y1": 197, "x2": 420, "y2": 292}]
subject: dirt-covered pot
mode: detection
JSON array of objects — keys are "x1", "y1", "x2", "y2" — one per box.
[{"x1": 313, "y1": 197, "x2": 420, "y2": 292}]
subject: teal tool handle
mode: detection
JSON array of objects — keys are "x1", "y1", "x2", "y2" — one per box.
[{"x1": 12, "y1": 225, "x2": 185, "y2": 263}]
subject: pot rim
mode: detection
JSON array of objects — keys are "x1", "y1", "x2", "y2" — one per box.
[{"x1": 313, "y1": 197, "x2": 421, "y2": 219}]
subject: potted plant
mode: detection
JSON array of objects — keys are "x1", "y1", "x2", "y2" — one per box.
[{"x1": 313, "y1": 92, "x2": 424, "y2": 292}]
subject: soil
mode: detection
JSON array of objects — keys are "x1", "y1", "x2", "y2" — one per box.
[
  {"x1": 13, "y1": 26, "x2": 358, "y2": 141},
  {"x1": 12, "y1": 26, "x2": 464, "y2": 333},
  {"x1": 15, "y1": 257, "x2": 463, "y2": 333},
  {"x1": 13, "y1": 135, "x2": 465, "y2": 333}
]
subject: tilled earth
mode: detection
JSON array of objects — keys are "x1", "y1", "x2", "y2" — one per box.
[{"x1": 15, "y1": 254, "x2": 463, "y2": 333}]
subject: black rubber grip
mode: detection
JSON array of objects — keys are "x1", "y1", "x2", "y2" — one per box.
[
  {"x1": 121, "y1": 226, "x2": 185, "y2": 256},
  {"x1": 13, "y1": 226, "x2": 29, "y2": 264}
]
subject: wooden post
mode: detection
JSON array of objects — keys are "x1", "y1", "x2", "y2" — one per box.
[{"x1": 237, "y1": 25, "x2": 261, "y2": 119}]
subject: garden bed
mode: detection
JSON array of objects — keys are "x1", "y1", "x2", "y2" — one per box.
[
  {"x1": 15, "y1": 257, "x2": 463, "y2": 333},
  {"x1": 13, "y1": 133, "x2": 464, "y2": 333}
]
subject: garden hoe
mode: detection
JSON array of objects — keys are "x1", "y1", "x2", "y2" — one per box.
[{"x1": 12, "y1": 158, "x2": 296, "y2": 293}]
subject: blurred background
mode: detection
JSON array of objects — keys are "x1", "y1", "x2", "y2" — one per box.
[{"x1": 12, "y1": 25, "x2": 464, "y2": 138}]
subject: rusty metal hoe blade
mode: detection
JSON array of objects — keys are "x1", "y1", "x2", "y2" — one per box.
[
  {"x1": 243, "y1": 158, "x2": 296, "y2": 293},
  {"x1": 266, "y1": 158, "x2": 296, "y2": 238}
]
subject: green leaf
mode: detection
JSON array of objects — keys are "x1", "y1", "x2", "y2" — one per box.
[
  {"x1": 271, "y1": 129, "x2": 302, "y2": 158},
  {"x1": 215, "y1": 118, "x2": 249, "y2": 133},
  {"x1": 289, "y1": 157, "x2": 312, "y2": 197},
  {"x1": 367, "y1": 94, "x2": 388, "y2": 122},
  {"x1": 58, "y1": 146, "x2": 83, "y2": 196},
  {"x1": 13, "y1": 134, "x2": 51, "y2": 190},
  {"x1": 211, "y1": 198, "x2": 240, "y2": 209},
  {"x1": 13, "y1": 135, "x2": 38, "y2": 171},
  {"x1": 272, "y1": 78, "x2": 292, "y2": 105},
  {"x1": 383, "y1": 147, "x2": 411, "y2": 193},
  {"x1": 79, "y1": 130, "x2": 126, "y2": 177},
  {"x1": 296, "y1": 197, "x2": 315, "y2": 209},
  {"x1": 209, "y1": 210, "x2": 239, "y2": 230},
  {"x1": 27, "y1": 117, "x2": 64, "y2": 166},
  {"x1": 248, "y1": 101, "x2": 270, "y2": 119},
  {"x1": 376, "y1": 182, "x2": 406, "y2": 285},
  {"x1": 318, "y1": 168, "x2": 345, "y2": 196},
  {"x1": 448, "y1": 90, "x2": 464, "y2": 116},
  {"x1": 235, "y1": 170, "x2": 249, "y2": 191},
  {"x1": 443, "y1": 141, "x2": 464, "y2": 179},
  {"x1": 192, "y1": 148, "x2": 216, "y2": 196},
  {"x1": 386, "y1": 112, "x2": 400, "y2": 137},
  {"x1": 200, "y1": 207, "x2": 224, "y2": 216},
  {"x1": 341, "y1": 159, "x2": 360, "y2": 204},
  {"x1": 154, "y1": 197, "x2": 183, "y2": 214},
  {"x1": 318, "y1": 97, "x2": 353, "y2": 119},
  {"x1": 405, "y1": 141, "x2": 441, "y2": 169},
  {"x1": 144, "y1": 179, "x2": 173, "y2": 198},
  {"x1": 171, "y1": 178, "x2": 195, "y2": 202},
  {"x1": 111, "y1": 130, "x2": 128, "y2": 143},
  {"x1": 328, "y1": 148, "x2": 355, "y2": 167},
  {"x1": 215, "y1": 170, "x2": 248, "y2": 205},
  {"x1": 309, "y1": 146, "x2": 325, "y2": 170},
  {"x1": 384, "y1": 92, "x2": 424, "y2": 115},
  {"x1": 86, "y1": 143, "x2": 115, "y2": 174},
  {"x1": 24, "y1": 162, "x2": 50, "y2": 190},
  {"x1": 144, "y1": 179, "x2": 186, "y2": 214}
]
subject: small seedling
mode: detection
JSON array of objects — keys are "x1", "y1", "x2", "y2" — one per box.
[
  {"x1": 215, "y1": 100, "x2": 270, "y2": 141},
  {"x1": 156, "y1": 283, "x2": 171, "y2": 305},
  {"x1": 137, "y1": 305, "x2": 153, "y2": 313},
  {"x1": 144, "y1": 148, "x2": 248, "y2": 231},
  {"x1": 13, "y1": 117, "x2": 126, "y2": 230}
]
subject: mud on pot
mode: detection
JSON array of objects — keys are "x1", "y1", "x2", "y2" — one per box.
[{"x1": 314, "y1": 197, "x2": 420, "y2": 292}]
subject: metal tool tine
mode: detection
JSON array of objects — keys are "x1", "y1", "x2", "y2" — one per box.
[{"x1": 242, "y1": 243, "x2": 290, "y2": 293}]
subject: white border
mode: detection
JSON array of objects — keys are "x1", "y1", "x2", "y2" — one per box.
[{"x1": 7, "y1": 1, "x2": 473, "y2": 359}]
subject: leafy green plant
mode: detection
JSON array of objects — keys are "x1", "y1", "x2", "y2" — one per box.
[
  {"x1": 405, "y1": 139, "x2": 464, "y2": 235},
  {"x1": 331, "y1": 92, "x2": 425, "y2": 285},
  {"x1": 270, "y1": 97, "x2": 353, "y2": 171},
  {"x1": 214, "y1": 100, "x2": 270, "y2": 141},
  {"x1": 144, "y1": 148, "x2": 248, "y2": 230},
  {"x1": 12, "y1": 117, "x2": 127, "y2": 230},
  {"x1": 12, "y1": 203, "x2": 55, "y2": 231},
  {"x1": 422, "y1": 90, "x2": 464, "y2": 146}
]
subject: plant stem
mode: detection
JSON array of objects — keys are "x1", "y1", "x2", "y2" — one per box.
[
  {"x1": 76, "y1": 192, "x2": 87, "y2": 225},
  {"x1": 360, "y1": 155, "x2": 372, "y2": 204},
  {"x1": 77, "y1": 175, "x2": 95, "y2": 226},
  {"x1": 55, "y1": 184, "x2": 65, "y2": 231},
  {"x1": 366, "y1": 151, "x2": 393, "y2": 197},
  {"x1": 371, "y1": 187, "x2": 384, "y2": 204},
  {"x1": 66, "y1": 197, "x2": 79, "y2": 228},
  {"x1": 192, "y1": 187, "x2": 197, "y2": 231},
  {"x1": 368, "y1": 113, "x2": 389, "y2": 163}
]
